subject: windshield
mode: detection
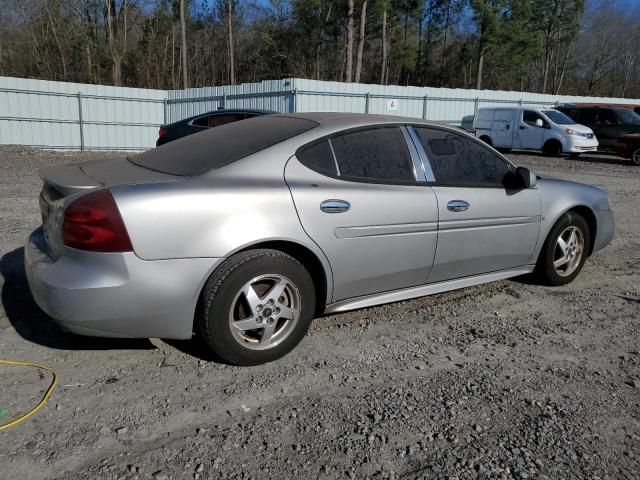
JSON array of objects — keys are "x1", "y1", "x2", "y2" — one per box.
[
  {"x1": 543, "y1": 110, "x2": 574, "y2": 125},
  {"x1": 615, "y1": 108, "x2": 640, "y2": 124},
  {"x1": 130, "y1": 116, "x2": 318, "y2": 176}
]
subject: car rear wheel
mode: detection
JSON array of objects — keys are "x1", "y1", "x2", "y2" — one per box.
[
  {"x1": 536, "y1": 212, "x2": 590, "y2": 286},
  {"x1": 197, "y1": 249, "x2": 316, "y2": 365},
  {"x1": 631, "y1": 148, "x2": 640, "y2": 166}
]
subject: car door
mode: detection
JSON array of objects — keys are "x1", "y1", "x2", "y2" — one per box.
[
  {"x1": 592, "y1": 109, "x2": 622, "y2": 149},
  {"x1": 574, "y1": 108, "x2": 600, "y2": 141},
  {"x1": 517, "y1": 110, "x2": 546, "y2": 150},
  {"x1": 410, "y1": 126, "x2": 541, "y2": 283},
  {"x1": 491, "y1": 109, "x2": 516, "y2": 147},
  {"x1": 285, "y1": 126, "x2": 439, "y2": 302}
]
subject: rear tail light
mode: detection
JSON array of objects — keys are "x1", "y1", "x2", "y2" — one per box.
[
  {"x1": 158, "y1": 127, "x2": 168, "y2": 139},
  {"x1": 62, "y1": 189, "x2": 133, "y2": 252}
]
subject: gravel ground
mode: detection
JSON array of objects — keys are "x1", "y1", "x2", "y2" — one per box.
[{"x1": 0, "y1": 146, "x2": 639, "y2": 480}]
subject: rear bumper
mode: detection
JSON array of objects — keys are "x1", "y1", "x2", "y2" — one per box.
[
  {"x1": 563, "y1": 137, "x2": 598, "y2": 153},
  {"x1": 25, "y1": 227, "x2": 220, "y2": 339}
]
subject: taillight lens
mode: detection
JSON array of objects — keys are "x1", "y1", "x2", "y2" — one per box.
[
  {"x1": 158, "y1": 127, "x2": 167, "y2": 139},
  {"x1": 62, "y1": 190, "x2": 133, "y2": 252}
]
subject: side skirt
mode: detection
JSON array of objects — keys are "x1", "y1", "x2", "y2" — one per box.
[{"x1": 323, "y1": 265, "x2": 535, "y2": 314}]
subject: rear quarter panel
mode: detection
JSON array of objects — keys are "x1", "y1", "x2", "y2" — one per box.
[{"x1": 111, "y1": 147, "x2": 334, "y2": 300}]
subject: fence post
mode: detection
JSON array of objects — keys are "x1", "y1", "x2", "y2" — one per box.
[
  {"x1": 365, "y1": 93, "x2": 370, "y2": 113},
  {"x1": 422, "y1": 95, "x2": 428, "y2": 119},
  {"x1": 518, "y1": 99, "x2": 523, "y2": 107},
  {"x1": 77, "y1": 92, "x2": 85, "y2": 152},
  {"x1": 292, "y1": 89, "x2": 298, "y2": 113},
  {"x1": 223, "y1": 92, "x2": 227, "y2": 109},
  {"x1": 163, "y1": 98, "x2": 168, "y2": 125},
  {"x1": 474, "y1": 97, "x2": 480, "y2": 116}
]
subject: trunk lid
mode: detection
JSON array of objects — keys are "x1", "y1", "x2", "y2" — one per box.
[{"x1": 38, "y1": 157, "x2": 179, "y2": 259}]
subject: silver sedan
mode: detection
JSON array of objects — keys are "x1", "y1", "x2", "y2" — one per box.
[{"x1": 25, "y1": 113, "x2": 614, "y2": 365}]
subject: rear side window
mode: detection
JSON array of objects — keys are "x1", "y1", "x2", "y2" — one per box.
[
  {"x1": 131, "y1": 116, "x2": 318, "y2": 176},
  {"x1": 476, "y1": 109, "x2": 494, "y2": 122},
  {"x1": 297, "y1": 127, "x2": 416, "y2": 183},
  {"x1": 297, "y1": 140, "x2": 337, "y2": 176},
  {"x1": 414, "y1": 127, "x2": 511, "y2": 187},
  {"x1": 331, "y1": 128, "x2": 415, "y2": 182},
  {"x1": 494, "y1": 109, "x2": 514, "y2": 121}
]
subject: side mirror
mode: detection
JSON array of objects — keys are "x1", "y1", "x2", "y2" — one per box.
[
  {"x1": 535, "y1": 119, "x2": 544, "y2": 128},
  {"x1": 516, "y1": 166, "x2": 537, "y2": 188}
]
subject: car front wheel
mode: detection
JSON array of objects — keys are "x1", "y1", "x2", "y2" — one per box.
[
  {"x1": 536, "y1": 212, "x2": 590, "y2": 286},
  {"x1": 197, "y1": 249, "x2": 316, "y2": 365},
  {"x1": 631, "y1": 148, "x2": 640, "y2": 166}
]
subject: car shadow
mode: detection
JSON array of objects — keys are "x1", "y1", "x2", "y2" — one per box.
[
  {"x1": 0, "y1": 247, "x2": 154, "y2": 351},
  {"x1": 163, "y1": 338, "x2": 229, "y2": 364}
]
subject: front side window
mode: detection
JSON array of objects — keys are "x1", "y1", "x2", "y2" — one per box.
[
  {"x1": 596, "y1": 110, "x2": 620, "y2": 125},
  {"x1": 614, "y1": 108, "x2": 640, "y2": 124},
  {"x1": 413, "y1": 127, "x2": 511, "y2": 187},
  {"x1": 523, "y1": 110, "x2": 545, "y2": 126},
  {"x1": 298, "y1": 127, "x2": 416, "y2": 183},
  {"x1": 577, "y1": 109, "x2": 598, "y2": 124}
]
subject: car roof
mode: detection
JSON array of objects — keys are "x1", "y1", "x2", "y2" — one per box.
[{"x1": 270, "y1": 112, "x2": 461, "y2": 132}]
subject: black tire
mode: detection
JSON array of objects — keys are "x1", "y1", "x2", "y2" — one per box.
[
  {"x1": 569, "y1": 153, "x2": 580, "y2": 158},
  {"x1": 535, "y1": 212, "x2": 591, "y2": 286},
  {"x1": 542, "y1": 140, "x2": 562, "y2": 157},
  {"x1": 197, "y1": 249, "x2": 316, "y2": 366},
  {"x1": 479, "y1": 136, "x2": 492, "y2": 146},
  {"x1": 631, "y1": 148, "x2": 640, "y2": 166}
]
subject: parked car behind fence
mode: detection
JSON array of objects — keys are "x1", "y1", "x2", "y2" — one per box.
[
  {"x1": 473, "y1": 107, "x2": 597, "y2": 156},
  {"x1": 156, "y1": 108, "x2": 276, "y2": 146},
  {"x1": 555, "y1": 105, "x2": 640, "y2": 165}
]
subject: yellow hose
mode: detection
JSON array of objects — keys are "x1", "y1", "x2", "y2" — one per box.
[{"x1": 0, "y1": 359, "x2": 57, "y2": 431}]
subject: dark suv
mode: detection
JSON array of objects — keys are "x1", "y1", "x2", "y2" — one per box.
[{"x1": 556, "y1": 106, "x2": 640, "y2": 164}]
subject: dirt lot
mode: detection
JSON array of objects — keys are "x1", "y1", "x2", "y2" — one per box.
[{"x1": 0, "y1": 146, "x2": 639, "y2": 480}]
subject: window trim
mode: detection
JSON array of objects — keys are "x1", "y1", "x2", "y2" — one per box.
[
  {"x1": 295, "y1": 124, "x2": 425, "y2": 186},
  {"x1": 409, "y1": 124, "x2": 516, "y2": 189}
]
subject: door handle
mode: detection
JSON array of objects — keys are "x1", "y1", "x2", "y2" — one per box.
[
  {"x1": 320, "y1": 199, "x2": 350, "y2": 213},
  {"x1": 519, "y1": 125, "x2": 526, "y2": 130},
  {"x1": 447, "y1": 200, "x2": 469, "y2": 212}
]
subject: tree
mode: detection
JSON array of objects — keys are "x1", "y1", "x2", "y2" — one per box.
[
  {"x1": 469, "y1": 0, "x2": 506, "y2": 89},
  {"x1": 179, "y1": 0, "x2": 189, "y2": 88},
  {"x1": 345, "y1": 0, "x2": 355, "y2": 82},
  {"x1": 227, "y1": 0, "x2": 235, "y2": 84},
  {"x1": 354, "y1": 0, "x2": 367, "y2": 83}
]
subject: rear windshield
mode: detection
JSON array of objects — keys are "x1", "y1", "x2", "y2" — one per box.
[
  {"x1": 543, "y1": 110, "x2": 574, "y2": 125},
  {"x1": 130, "y1": 116, "x2": 318, "y2": 176}
]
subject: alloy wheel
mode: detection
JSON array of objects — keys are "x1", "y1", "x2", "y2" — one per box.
[
  {"x1": 553, "y1": 226, "x2": 584, "y2": 277},
  {"x1": 228, "y1": 274, "x2": 301, "y2": 350}
]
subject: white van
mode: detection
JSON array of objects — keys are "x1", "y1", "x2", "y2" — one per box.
[{"x1": 473, "y1": 107, "x2": 598, "y2": 156}]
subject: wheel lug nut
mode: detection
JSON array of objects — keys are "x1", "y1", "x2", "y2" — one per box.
[{"x1": 256, "y1": 304, "x2": 263, "y2": 312}]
